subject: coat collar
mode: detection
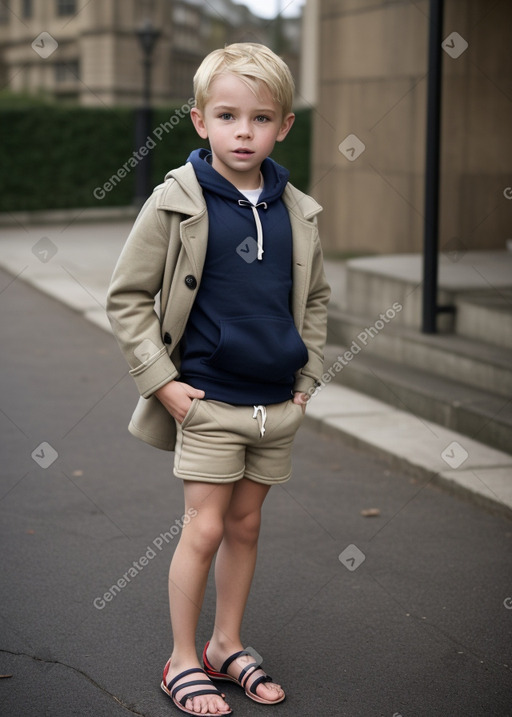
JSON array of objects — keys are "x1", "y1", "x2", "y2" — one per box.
[
  {"x1": 156, "y1": 163, "x2": 206, "y2": 216},
  {"x1": 155, "y1": 161, "x2": 323, "y2": 221}
]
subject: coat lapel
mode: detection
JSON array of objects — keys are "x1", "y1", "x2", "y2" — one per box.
[{"x1": 283, "y1": 186, "x2": 322, "y2": 331}]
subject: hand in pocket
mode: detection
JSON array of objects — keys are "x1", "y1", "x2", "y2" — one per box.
[{"x1": 155, "y1": 381, "x2": 205, "y2": 423}]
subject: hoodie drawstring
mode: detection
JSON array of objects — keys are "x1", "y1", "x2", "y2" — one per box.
[
  {"x1": 252, "y1": 405, "x2": 267, "y2": 437},
  {"x1": 238, "y1": 200, "x2": 268, "y2": 261}
]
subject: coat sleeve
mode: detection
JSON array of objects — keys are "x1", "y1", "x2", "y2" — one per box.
[
  {"x1": 106, "y1": 190, "x2": 179, "y2": 398},
  {"x1": 294, "y1": 218, "x2": 331, "y2": 395}
]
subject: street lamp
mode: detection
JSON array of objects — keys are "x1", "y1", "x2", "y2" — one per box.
[{"x1": 134, "y1": 18, "x2": 161, "y2": 206}]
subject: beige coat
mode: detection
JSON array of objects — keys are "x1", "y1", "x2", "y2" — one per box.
[{"x1": 106, "y1": 162, "x2": 330, "y2": 451}]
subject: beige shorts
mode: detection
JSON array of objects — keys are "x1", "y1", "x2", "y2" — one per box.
[{"x1": 173, "y1": 399, "x2": 305, "y2": 485}]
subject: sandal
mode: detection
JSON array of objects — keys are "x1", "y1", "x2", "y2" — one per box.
[
  {"x1": 161, "y1": 658, "x2": 232, "y2": 716},
  {"x1": 202, "y1": 641, "x2": 285, "y2": 705}
]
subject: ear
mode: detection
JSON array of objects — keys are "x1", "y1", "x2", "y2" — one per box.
[
  {"x1": 276, "y1": 112, "x2": 295, "y2": 142},
  {"x1": 190, "y1": 107, "x2": 209, "y2": 139}
]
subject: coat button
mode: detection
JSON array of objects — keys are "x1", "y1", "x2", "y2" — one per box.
[
  {"x1": 184, "y1": 275, "x2": 197, "y2": 290},
  {"x1": 163, "y1": 332, "x2": 172, "y2": 345}
]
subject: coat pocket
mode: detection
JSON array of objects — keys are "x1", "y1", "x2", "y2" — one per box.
[{"x1": 204, "y1": 315, "x2": 308, "y2": 383}]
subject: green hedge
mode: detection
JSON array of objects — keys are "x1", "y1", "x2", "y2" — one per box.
[{"x1": 0, "y1": 105, "x2": 311, "y2": 212}]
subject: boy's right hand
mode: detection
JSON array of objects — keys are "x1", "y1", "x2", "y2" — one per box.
[{"x1": 155, "y1": 380, "x2": 205, "y2": 423}]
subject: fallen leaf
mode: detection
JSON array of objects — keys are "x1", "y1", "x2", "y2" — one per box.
[{"x1": 360, "y1": 508, "x2": 380, "y2": 517}]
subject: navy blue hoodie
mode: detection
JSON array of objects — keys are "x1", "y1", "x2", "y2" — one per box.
[{"x1": 179, "y1": 149, "x2": 308, "y2": 405}]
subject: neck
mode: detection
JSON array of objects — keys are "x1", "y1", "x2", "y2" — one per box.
[{"x1": 211, "y1": 157, "x2": 262, "y2": 191}]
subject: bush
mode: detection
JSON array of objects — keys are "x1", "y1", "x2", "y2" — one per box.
[{"x1": 0, "y1": 105, "x2": 311, "y2": 212}]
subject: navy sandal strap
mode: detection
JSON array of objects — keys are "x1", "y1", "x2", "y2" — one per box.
[
  {"x1": 171, "y1": 680, "x2": 217, "y2": 701},
  {"x1": 167, "y1": 667, "x2": 207, "y2": 692},
  {"x1": 178, "y1": 688, "x2": 223, "y2": 707},
  {"x1": 239, "y1": 663, "x2": 259, "y2": 688},
  {"x1": 219, "y1": 649, "x2": 251, "y2": 676},
  {"x1": 249, "y1": 673, "x2": 273, "y2": 696}
]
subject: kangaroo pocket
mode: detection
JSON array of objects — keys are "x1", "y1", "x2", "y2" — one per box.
[{"x1": 203, "y1": 315, "x2": 308, "y2": 383}]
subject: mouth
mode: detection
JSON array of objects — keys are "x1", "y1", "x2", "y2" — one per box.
[{"x1": 233, "y1": 148, "x2": 255, "y2": 155}]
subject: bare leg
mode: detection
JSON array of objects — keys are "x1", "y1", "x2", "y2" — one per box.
[
  {"x1": 206, "y1": 478, "x2": 285, "y2": 703},
  {"x1": 166, "y1": 480, "x2": 233, "y2": 715}
]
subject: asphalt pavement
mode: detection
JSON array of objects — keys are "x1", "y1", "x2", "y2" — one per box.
[{"x1": 1, "y1": 269, "x2": 512, "y2": 717}]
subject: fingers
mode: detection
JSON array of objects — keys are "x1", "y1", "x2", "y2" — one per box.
[
  {"x1": 154, "y1": 381, "x2": 199, "y2": 422},
  {"x1": 184, "y1": 383, "x2": 205, "y2": 400}
]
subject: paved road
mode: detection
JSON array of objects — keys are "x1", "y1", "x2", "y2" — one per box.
[{"x1": 1, "y1": 268, "x2": 511, "y2": 717}]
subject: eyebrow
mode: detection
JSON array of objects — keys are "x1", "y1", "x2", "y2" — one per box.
[{"x1": 213, "y1": 105, "x2": 276, "y2": 114}]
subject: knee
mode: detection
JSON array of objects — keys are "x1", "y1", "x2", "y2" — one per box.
[
  {"x1": 185, "y1": 515, "x2": 224, "y2": 559},
  {"x1": 224, "y1": 509, "x2": 261, "y2": 546}
]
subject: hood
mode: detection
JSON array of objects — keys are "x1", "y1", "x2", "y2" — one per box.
[
  {"x1": 186, "y1": 148, "x2": 290, "y2": 204},
  {"x1": 185, "y1": 148, "x2": 290, "y2": 261}
]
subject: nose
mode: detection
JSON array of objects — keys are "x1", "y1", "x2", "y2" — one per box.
[{"x1": 235, "y1": 119, "x2": 253, "y2": 139}]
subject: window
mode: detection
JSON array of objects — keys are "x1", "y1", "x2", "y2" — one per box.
[
  {"x1": 22, "y1": 0, "x2": 32, "y2": 18},
  {"x1": 55, "y1": 61, "x2": 80, "y2": 82},
  {"x1": 56, "y1": 0, "x2": 76, "y2": 16}
]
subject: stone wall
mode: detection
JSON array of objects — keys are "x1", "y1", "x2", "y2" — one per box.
[{"x1": 311, "y1": 0, "x2": 512, "y2": 255}]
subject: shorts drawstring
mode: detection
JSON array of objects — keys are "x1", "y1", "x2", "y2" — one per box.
[{"x1": 252, "y1": 405, "x2": 267, "y2": 437}]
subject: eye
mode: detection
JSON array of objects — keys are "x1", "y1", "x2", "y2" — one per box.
[
  {"x1": 255, "y1": 115, "x2": 270, "y2": 123},
  {"x1": 219, "y1": 112, "x2": 233, "y2": 120}
]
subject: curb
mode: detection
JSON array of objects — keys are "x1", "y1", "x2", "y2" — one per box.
[
  {"x1": 0, "y1": 205, "x2": 139, "y2": 227},
  {"x1": 303, "y1": 386, "x2": 512, "y2": 520}
]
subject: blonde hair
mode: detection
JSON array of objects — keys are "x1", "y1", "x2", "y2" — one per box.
[{"x1": 193, "y1": 43, "x2": 294, "y2": 117}]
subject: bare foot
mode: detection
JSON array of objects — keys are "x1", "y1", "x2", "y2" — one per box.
[
  {"x1": 163, "y1": 659, "x2": 231, "y2": 715},
  {"x1": 205, "y1": 643, "x2": 285, "y2": 704}
]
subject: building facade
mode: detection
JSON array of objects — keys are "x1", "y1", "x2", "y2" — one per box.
[
  {"x1": 310, "y1": 0, "x2": 512, "y2": 254},
  {"x1": 0, "y1": 0, "x2": 302, "y2": 106}
]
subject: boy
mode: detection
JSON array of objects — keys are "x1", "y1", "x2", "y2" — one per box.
[{"x1": 107, "y1": 43, "x2": 330, "y2": 716}]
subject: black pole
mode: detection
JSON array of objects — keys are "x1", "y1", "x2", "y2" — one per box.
[
  {"x1": 134, "y1": 65, "x2": 153, "y2": 207},
  {"x1": 134, "y1": 21, "x2": 160, "y2": 207},
  {"x1": 421, "y1": 0, "x2": 444, "y2": 333}
]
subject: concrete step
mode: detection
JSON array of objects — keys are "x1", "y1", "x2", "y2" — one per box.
[
  {"x1": 455, "y1": 291, "x2": 512, "y2": 350},
  {"x1": 322, "y1": 344, "x2": 512, "y2": 454},
  {"x1": 327, "y1": 307, "x2": 512, "y2": 399},
  {"x1": 342, "y1": 251, "x2": 512, "y2": 331}
]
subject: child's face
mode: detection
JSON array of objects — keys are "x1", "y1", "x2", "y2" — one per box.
[{"x1": 191, "y1": 72, "x2": 295, "y2": 189}]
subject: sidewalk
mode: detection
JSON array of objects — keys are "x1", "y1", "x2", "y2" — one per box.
[{"x1": 0, "y1": 213, "x2": 511, "y2": 517}]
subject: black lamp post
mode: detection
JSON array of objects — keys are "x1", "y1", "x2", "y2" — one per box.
[
  {"x1": 134, "y1": 18, "x2": 161, "y2": 206},
  {"x1": 421, "y1": 0, "x2": 455, "y2": 333}
]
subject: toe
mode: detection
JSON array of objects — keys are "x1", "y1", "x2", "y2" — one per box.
[{"x1": 256, "y1": 681, "x2": 284, "y2": 702}]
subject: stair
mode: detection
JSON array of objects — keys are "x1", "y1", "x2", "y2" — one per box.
[
  {"x1": 456, "y1": 291, "x2": 512, "y2": 351},
  {"x1": 324, "y1": 252, "x2": 512, "y2": 454}
]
